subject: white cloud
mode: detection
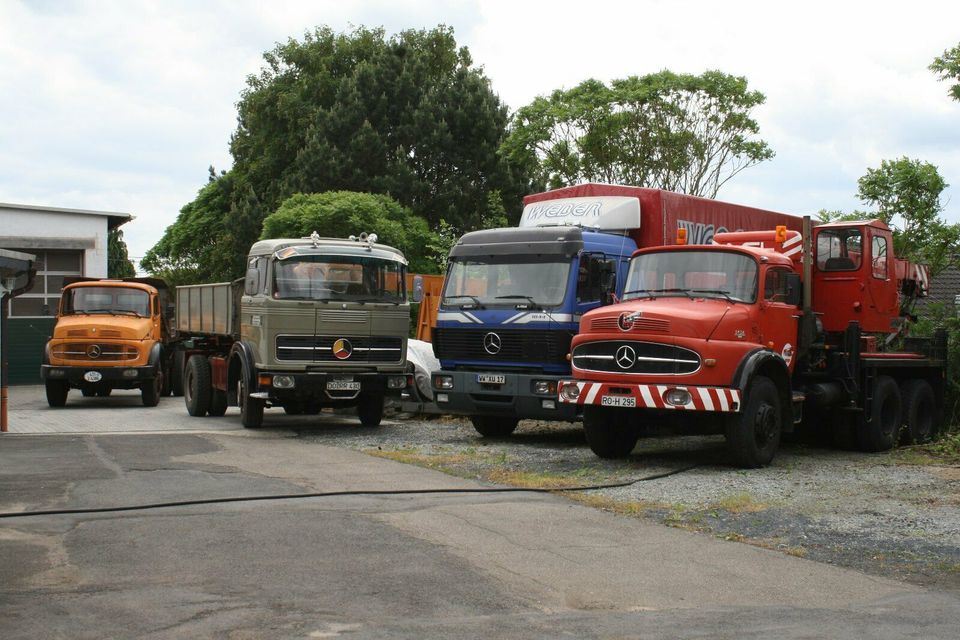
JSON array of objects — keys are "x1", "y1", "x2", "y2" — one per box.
[{"x1": 1, "y1": 0, "x2": 959, "y2": 265}]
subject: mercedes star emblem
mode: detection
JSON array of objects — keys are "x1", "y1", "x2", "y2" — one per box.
[
  {"x1": 86, "y1": 344, "x2": 102, "y2": 359},
  {"x1": 615, "y1": 345, "x2": 637, "y2": 369},
  {"x1": 618, "y1": 311, "x2": 641, "y2": 331},
  {"x1": 483, "y1": 332, "x2": 502, "y2": 355},
  {"x1": 332, "y1": 338, "x2": 353, "y2": 360}
]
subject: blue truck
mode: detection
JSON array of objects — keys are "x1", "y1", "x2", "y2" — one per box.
[{"x1": 430, "y1": 183, "x2": 802, "y2": 437}]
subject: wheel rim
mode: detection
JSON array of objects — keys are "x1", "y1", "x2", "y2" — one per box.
[
  {"x1": 754, "y1": 403, "x2": 777, "y2": 447},
  {"x1": 185, "y1": 368, "x2": 194, "y2": 405}
]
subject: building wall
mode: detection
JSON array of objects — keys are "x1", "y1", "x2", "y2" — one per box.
[{"x1": 1, "y1": 205, "x2": 118, "y2": 384}]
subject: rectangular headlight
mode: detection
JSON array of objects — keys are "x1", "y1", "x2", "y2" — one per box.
[{"x1": 433, "y1": 375, "x2": 454, "y2": 390}]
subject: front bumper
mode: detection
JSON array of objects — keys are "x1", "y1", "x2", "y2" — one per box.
[
  {"x1": 41, "y1": 364, "x2": 156, "y2": 385},
  {"x1": 558, "y1": 380, "x2": 742, "y2": 412},
  {"x1": 432, "y1": 370, "x2": 580, "y2": 421},
  {"x1": 252, "y1": 371, "x2": 409, "y2": 402}
]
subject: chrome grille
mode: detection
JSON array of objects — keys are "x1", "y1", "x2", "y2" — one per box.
[
  {"x1": 589, "y1": 316, "x2": 671, "y2": 333},
  {"x1": 276, "y1": 335, "x2": 403, "y2": 363},
  {"x1": 572, "y1": 341, "x2": 700, "y2": 375},
  {"x1": 52, "y1": 343, "x2": 139, "y2": 362}
]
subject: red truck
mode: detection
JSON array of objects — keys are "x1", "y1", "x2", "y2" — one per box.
[{"x1": 558, "y1": 217, "x2": 944, "y2": 467}]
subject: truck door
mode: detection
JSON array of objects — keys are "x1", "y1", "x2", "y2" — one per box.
[{"x1": 757, "y1": 266, "x2": 799, "y2": 372}]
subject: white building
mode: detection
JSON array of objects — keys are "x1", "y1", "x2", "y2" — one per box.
[{"x1": 0, "y1": 203, "x2": 132, "y2": 383}]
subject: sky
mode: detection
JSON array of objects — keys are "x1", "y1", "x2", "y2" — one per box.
[{"x1": 2, "y1": 0, "x2": 959, "y2": 268}]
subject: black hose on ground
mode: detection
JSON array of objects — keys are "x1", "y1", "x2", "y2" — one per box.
[{"x1": 0, "y1": 463, "x2": 699, "y2": 519}]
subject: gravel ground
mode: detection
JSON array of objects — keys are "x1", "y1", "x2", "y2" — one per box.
[{"x1": 284, "y1": 408, "x2": 960, "y2": 592}]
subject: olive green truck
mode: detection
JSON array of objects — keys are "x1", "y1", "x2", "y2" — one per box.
[{"x1": 173, "y1": 233, "x2": 417, "y2": 427}]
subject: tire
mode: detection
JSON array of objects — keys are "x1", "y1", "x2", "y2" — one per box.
[
  {"x1": 81, "y1": 388, "x2": 95, "y2": 398},
  {"x1": 45, "y1": 380, "x2": 69, "y2": 407},
  {"x1": 470, "y1": 415, "x2": 519, "y2": 438},
  {"x1": 357, "y1": 393, "x2": 385, "y2": 427},
  {"x1": 142, "y1": 368, "x2": 162, "y2": 407},
  {"x1": 170, "y1": 349, "x2": 185, "y2": 397},
  {"x1": 238, "y1": 368, "x2": 264, "y2": 428},
  {"x1": 184, "y1": 355, "x2": 212, "y2": 417},
  {"x1": 726, "y1": 375, "x2": 781, "y2": 468},
  {"x1": 900, "y1": 379, "x2": 936, "y2": 445},
  {"x1": 583, "y1": 406, "x2": 638, "y2": 459},
  {"x1": 96, "y1": 387, "x2": 112, "y2": 398},
  {"x1": 856, "y1": 375, "x2": 901, "y2": 452}
]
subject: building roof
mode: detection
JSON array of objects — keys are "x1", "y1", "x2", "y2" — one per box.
[
  {"x1": 922, "y1": 265, "x2": 960, "y2": 309},
  {"x1": 0, "y1": 202, "x2": 133, "y2": 229}
]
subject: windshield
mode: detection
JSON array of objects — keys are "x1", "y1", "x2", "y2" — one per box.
[
  {"x1": 442, "y1": 256, "x2": 571, "y2": 307},
  {"x1": 64, "y1": 286, "x2": 151, "y2": 317},
  {"x1": 623, "y1": 250, "x2": 758, "y2": 303},
  {"x1": 272, "y1": 255, "x2": 405, "y2": 303}
]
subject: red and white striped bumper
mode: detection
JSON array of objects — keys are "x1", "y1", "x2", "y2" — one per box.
[{"x1": 558, "y1": 380, "x2": 741, "y2": 412}]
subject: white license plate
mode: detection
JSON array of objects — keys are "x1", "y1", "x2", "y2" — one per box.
[
  {"x1": 600, "y1": 395, "x2": 636, "y2": 408},
  {"x1": 477, "y1": 374, "x2": 506, "y2": 385},
  {"x1": 326, "y1": 379, "x2": 361, "y2": 391}
]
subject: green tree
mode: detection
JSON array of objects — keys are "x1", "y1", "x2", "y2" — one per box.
[
  {"x1": 930, "y1": 43, "x2": 960, "y2": 101},
  {"x1": 261, "y1": 191, "x2": 440, "y2": 274},
  {"x1": 856, "y1": 157, "x2": 958, "y2": 276},
  {"x1": 140, "y1": 168, "x2": 237, "y2": 284},
  {"x1": 146, "y1": 25, "x2": 529, "y2": 282},
  {"x1": 107, "y1": 228, "x2": 136, "y2": 278},
  {"x1": 502, "y1": 70, "x2": 774, "y2": 196}
]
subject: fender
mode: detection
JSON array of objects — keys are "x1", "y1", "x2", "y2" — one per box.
[
  {"x1": 229, "y1": 340, "x2": 259, "y2": 394},
  {"x1": 147, "y1": 341, "x2": 164, "y2": 371},
  {"x1": 732, "y1": 348, "x2": 793, "y2": 426}
]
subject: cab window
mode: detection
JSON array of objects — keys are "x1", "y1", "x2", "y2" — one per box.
[
  {"x1": 871, "y1": 235, "x2": 888, "y2": 279},
  {"x1": 817, "y1": 229, "x2": 862, "y2": 271},
  {"x1": 764, "y1": 267, "x2": 792, "y2": 303}
]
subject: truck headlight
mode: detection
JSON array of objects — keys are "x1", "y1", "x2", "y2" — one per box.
[
  {"x1": 531, "y1": 380, "x2": 557, "y2": 396},
  {"x1": 559, "y1": 383, "x2": 580, "y2": 401},
  {"x1": 663, "y1": 388, "x2": 691, "y2": 406},
  {"x1": 433, "y1": 375, "x2": 454, "y2": 390},
  {"x1": 387, "y1": 375, "x2": 407, "y2": 389},
  {"x1": 272, "y1": 375, "x2": 295, "y2": 389}
]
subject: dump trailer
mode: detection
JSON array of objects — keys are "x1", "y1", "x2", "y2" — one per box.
[
  {"x1": 41, "y1": 278, "x2": 176, "y2": 407},
  {"x1": 174, "y1": 233, "x2": 414, "y2": 428},
  {"x1": 558, "y1": 217, "x2": 945, "y2": 467},
  {"x1": 431, "y1": 183, "x2": 803, "y2": 437}
]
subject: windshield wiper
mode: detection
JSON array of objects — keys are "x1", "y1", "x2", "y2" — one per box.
[
  {"x1": 442, "y1": 294, "x2": 485, "y2": 308},
  {"x1": 494, "y1": 295, "x2": 543, "y2": 309},
  {"x1": 622, "y1": 288, "x2": 692, "y2": 299},
  {"x1": 688, "y1": 289, "x2": 737, "y2": 303},
  {"x1": 84, "y1": 308, "x2": 119, "y2": 315},
  {"x1": 112, "y1": 309, "x2": 144, "y2": 317}
]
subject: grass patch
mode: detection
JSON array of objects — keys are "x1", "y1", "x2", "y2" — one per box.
[
  {"x1": 567, "y1": 493, "x2": 668, "y2": 516},
  {"x1": 366, "y1": 448, "x2": 475, "y2": 475},
  {"x1": 486, "y1": 468, "x2": 587, "y2": 490},
  {"x1": 714, "y1": 492, "x2": 769, "y2": 514},
  {"x1": 892, "y1": 432, "x2": 960, "y2": 466}
]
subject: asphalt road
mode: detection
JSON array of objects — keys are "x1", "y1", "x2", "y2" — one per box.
[{"x1": 2, "y1": 389, "x2": 960, "y2": 638}]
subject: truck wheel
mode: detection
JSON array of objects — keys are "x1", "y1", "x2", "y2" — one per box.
[
  {"x1": 239, "y1": 373, "x2": 264, "y2": 428},
  {"x1": 900, "y1": 379, "x2": 936, "y2": 445},
  {"x1": 96, "y1": 386, "x2": 112, "y2": 397},
  {"x1": 208, "y1": 389, "x2": 228, "y2": 417},
  {"x1": 45, "y1": 381, "x2": 69, "y2": 408},
  {"x1": 184, "y1": 355, "x2": 212, "y2": 417},
  {"x1": 583, "y1": 406, "x2": 638, "y2": 459},
  {"x1": 470, "y1": 415, "x2": 518, "y2": 438},
  {"x1": 357, "y1": 394, "x2": 385, "y2": 427},
  {"x1": 142, "y1": 368, "x2": 163, "y2": 407},
  {"x1": 81, "y1": 388, "x2": 95, "y2": 397},
  {"x1": 283, "y1": 402, "x2": 304, "y2": 415},
  {"x1": 170, "y1": 349, "x2": 185, "y2": 397},
  {"x1": 726, "y1": 375, "x2": 781, "y2": 468},
  {"x1": 856, "y1": 375, "x2": 901, "y2": 452}
]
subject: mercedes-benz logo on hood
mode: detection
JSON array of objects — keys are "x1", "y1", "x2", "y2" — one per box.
[
  {"x1": 615, "y1": 345, "x2": 637, "y2": 369},
  {"x1": 483, "y1": 332, "x2": 502, "y2": 355}
]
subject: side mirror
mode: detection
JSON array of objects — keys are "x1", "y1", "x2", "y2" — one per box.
[
  {"x1": 244, "y1": 268, "x2": 259, "y2": 296},
  {"x1": 412, "y1": 275, "x2": 424, "y2": 303},
  {"x1": 785, "y1": 273, "x2": 802, "y2": 307}
]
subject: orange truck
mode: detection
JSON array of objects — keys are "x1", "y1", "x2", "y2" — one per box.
[{"x1": 40, "y1": 278, "x2": 177, "y2": 407}]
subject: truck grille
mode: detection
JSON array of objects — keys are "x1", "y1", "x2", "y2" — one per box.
[
  {"x1": 572, "y1": 341, "x2": 700, "y2": 375},
  {"x1": 588, "y1": 316, "x2": 671, "y2": 333},
  {"x1": 432, "y1": 328, "x2": 574, "y2": 364},
  {"x1": 52, "y1": 343, "x2": 139, "y2": 362},
  {"x1": 276, "y1": 335, "x2": 403, "y2": 363}
]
